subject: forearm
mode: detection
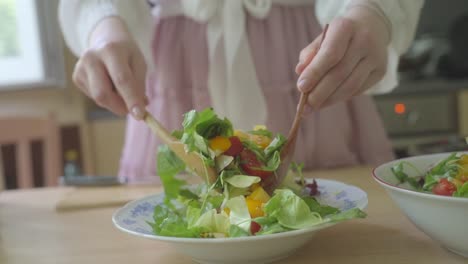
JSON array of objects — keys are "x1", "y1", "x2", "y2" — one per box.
[
  {"x1": 89, "y1": 17, "x2": 133, "y2": 48},
  {"x1": 315, "y1": 0, "x2": 425, "y2": 55},
  {"x1": 59, "y1": 0, "x2": 118, "y2": 56},
  {"x1": 59, "y1": 0, "x2": 153, "y2": 65}
]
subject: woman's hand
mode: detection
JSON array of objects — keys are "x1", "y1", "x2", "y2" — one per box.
[
  {"x1": 295, "y1": 5, "x2": 390, "y2": 109},
  {"x1": 72, "y1": 17, "x2": 148, "y2": 119}
]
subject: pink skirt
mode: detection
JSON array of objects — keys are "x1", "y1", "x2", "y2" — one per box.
[{"x1": 118, "y1": 5, "x2": 395, "y2": 183}]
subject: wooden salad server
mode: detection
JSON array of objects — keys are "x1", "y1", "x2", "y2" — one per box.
[{"x1": 144, "y1": 112, "x2": 217, "y2": 184}]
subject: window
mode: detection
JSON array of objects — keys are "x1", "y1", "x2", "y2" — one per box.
[{"x1": 0, "y1": 0, "x2": 65, "y2": 90}]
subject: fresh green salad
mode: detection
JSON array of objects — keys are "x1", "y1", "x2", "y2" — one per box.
[
  {"x1": 150, "y1": 108, "x2": 366, "y2": 238},
  {"x1": 391, "y1": 153, "x2": 468, "y2": 197}
]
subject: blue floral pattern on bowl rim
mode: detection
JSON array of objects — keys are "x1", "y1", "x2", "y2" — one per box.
[{"x1": 112, "y1": 179, "x2": 368, "y2": 240}]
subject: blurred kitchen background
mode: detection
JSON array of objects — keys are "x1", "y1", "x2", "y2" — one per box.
[
  {"x1": 374, "y1": 0, "x2": 468, "y2": 157},
  {"x1": 0, "y1": 0, "x2": 468, "y2": 190}
]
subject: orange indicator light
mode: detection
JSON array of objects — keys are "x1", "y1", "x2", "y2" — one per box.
[{"x1": 394, "y1": 103, "x2": 406, "y2": 115}]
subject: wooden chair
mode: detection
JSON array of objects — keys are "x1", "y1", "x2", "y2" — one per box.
[
  {"x1": 0, "y1": 115, "x2": 61, "y2": 189},
  {"x1": 0, "y1": 150, "x2": 4, "y2": 190}
]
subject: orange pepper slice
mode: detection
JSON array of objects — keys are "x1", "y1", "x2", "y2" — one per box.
[
  {"x1": 209, "y1": 136, "x2": 231, "y2": 153},
  {"x1": 246, "y1": 198, "x2": 265, "y2": 218}
]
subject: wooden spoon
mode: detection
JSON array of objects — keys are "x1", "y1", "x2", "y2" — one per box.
[
  {"x1": 143, "y1": 112, "x2": 217, "y2": 184},
  {"x1": 264, "y1": 25, "x2": 329, "y2": 194}
]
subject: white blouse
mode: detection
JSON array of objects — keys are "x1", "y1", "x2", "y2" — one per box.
[{"x1": 59, "y1": 0, "x2": 424, "y2": 129}]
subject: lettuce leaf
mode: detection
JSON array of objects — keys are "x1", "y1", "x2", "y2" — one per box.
[
  {"x1": 186, "y1": 206, "x2": 202, "y2": 228},
  {"x1": 229, "y1": 225, "x2": 250, "y2": 237},
  {"x1": 215, "y1": 155, "x2": 234, "y2": 172},
  {"x1": 391, "y1": 163, "x2": 409, "y2": 183},
  {"x1": 205, "y1": 194, "x2": 225, "y2": 210},
  {"x1": 223, "y1": 175, "x2": 260, "y2": 199},
  {"x1": 423, "y1": 173, "x2": 439, "y2": 190},
  {"x1": 193, "y1": 209, "x2": 230, "y2": 234},
  {"x1": 264, "y1": 134, "x2": 286, "y2": 159},
  {"x1": 181, "y1": 132, "x2": 211, "y2": 157},
  {"x1": 252, "y1": 216, "x2": 289, "y2": 235},
  {"x1": 391, "y1": 162, "x2": 424, "y2": 190},
  {"x1": 150, "y1": 204, "x2": 204, "y2": 238},
  {"x1": 262, "y1": 151, "x2": 281, "y2": 172},
  {"x1": 180, "y1": 108, "x2": 233, "y2": 153},
  {"x1": 324, "y1": 208, "x2": 367, "y2": 222},
  {"x1": 302, "y1": 196, "x2": 340, "y2": 217},
  {"x1": 177, "y1": 108, "x2": 234, "y2": 170},
  {"x1": 225, "y1": 196, "x2": 251, "y2": 232},
  {"x1": 182, "y1": 108, "x2": 215, "y2": 132},
  {"x1": 248, "y1": 129, "x2": 272, "y2": 138},
  {"x1": 256, "y1": 222, "x2": 289, "y2": 235},
  {"x1": 242, "y1": 140, "x2": 266, "y2": 162},
  {"x1": 196, "y1": 117, "x2": 233, "y2": 139},
  {"x1": 263, "y1": 189, "x2": 322, "y2": 229},
  {"x1": 277, "y1": 170, "x2": 303, "y2": 195},
  {"x1": 224, "y1": 175, "x2": 261, "y2": 188},
  {"x1": 157, "y1": 145, "x2": 186, "y2": 202},
  {"x1": 454, "y1": 182, "x2": 468, "y2": 197},
  {"x1": 429, "y1": 153, "x2": 458, "y2": 176}
]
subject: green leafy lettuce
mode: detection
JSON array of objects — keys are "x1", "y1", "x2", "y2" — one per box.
[
  {"x1": 423, "y1": 153, "x2": 459, "y2": 190},
  {"x1": 150, "y1": 108, "x2": 366, "y2": 238},
  {"x1": 391, "y1": 162, "x2": 423, "y2": 190},
  {"x1": 454, "y1": 182, "x2": 468, "y2": 197},
  {"x1": 263, "y1": 189, "x2": 322, "y2": 229},
  {"x1": 157, "y1": 145, "x2": 186, "y2": 202},
  {"x1": 178, "y1": 108, "x2": 233, "y2": 167},
  {"x1": 391, "y1": 153, "x2": 468, "y2": 197}
]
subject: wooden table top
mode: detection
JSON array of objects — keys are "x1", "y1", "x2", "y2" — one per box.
[{"x1": 0, "y1": 166, "x2": 466, "y2": 264}]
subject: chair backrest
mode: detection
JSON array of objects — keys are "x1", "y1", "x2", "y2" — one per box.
[
  {"x1": 0, "y1": 115, "x2": 61, "y2": 188},
  {"x1": 0, "y1": 150, "x2": 4, "y2": 190}
]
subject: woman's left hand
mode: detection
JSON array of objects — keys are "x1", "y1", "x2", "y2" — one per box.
[{"x1": 295, "y1": 5, "x2": 390, "y2": 109}]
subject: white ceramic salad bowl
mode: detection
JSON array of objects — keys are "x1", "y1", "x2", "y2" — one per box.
[
  {"x1": 113, "y1": 179, "x2": 368, "y2": 264},
  {"x1": 373, "y1": 152, "x2": 468, "y2": 258}
]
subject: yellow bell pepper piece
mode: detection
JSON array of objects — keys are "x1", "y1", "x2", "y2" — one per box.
[
  {"x1": 455, "y1": 163, "x2": 468, "y2": 182},
  {"x1": 459, "y1": 154, "x2": 468, "y2": 165},
  {"x1": 209, "y1": 136, "x2": 231, "y2": 152},
  {"x1": 451, "y1": 178, "x2": 464, "y2": 188},
  {"x1": 234, "y1": 130, "x2": 249, "y2": 141},
  {"x1": 223, "y1": 207, "x2": 231, "y2": 216},
  {"x1": 249, "y1": 183, "x2": 261, "y2": 191},
  {"x1": 254, "y1": 125, "x2": 267, "y2": 131},
  {"x1": 250, "y1": 134, "x2": 272, "y2": 149},
  {"x1": 246, "y1": 198, "x2": 265, "y2": 218},
  {"x1": 248, "y1": 186, "x2": 270, "y2": 203}
]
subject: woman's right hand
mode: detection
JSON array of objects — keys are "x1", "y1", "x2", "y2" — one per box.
[{"x1": 72, "y1": 17, "x2": 148, "y2": 120}]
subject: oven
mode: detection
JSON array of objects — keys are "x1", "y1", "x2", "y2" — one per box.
[
  {"x1": 374, "y1": 80, "x2": 468, "y2": 158},
  {"x1": 373, "y1": 0, "x2": 468, "y2": 158}
]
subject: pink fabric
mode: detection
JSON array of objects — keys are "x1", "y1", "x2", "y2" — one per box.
[{"x1": 118, "y1": 5, "x2": 395, "y2": 183}]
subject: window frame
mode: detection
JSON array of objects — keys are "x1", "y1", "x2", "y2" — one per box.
[{"x1": 0, "y1": 0, "x2": 66, "y2": 91}]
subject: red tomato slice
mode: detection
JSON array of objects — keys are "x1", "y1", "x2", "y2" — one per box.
[
  {"x1": 224, "y1": 136, "x2": 244, "y2": 156},
  {"x1": 239, "y1": 149, "x2": 272, "y2": 180},
  {"x1": 432, "y1": 178, "x2": 457, "y2": 196},
  {"x1": 250, "y1": 221, "x2": 261, "y2": 235}
]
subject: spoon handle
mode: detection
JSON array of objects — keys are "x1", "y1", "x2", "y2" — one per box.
[
  {"x1": 265, "y1": 25, "x2": 330, "y2": 194},
  {"x1": 288, "y1": 93, "x2": 309, "y2": 141},
  {"x1": 143, "y1": 112, "x2": 176, "y2": 145},
  {"x1": 283, "y1": 24, "x2": 329, "y2": 157}
]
